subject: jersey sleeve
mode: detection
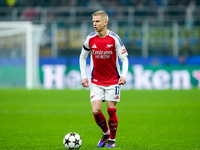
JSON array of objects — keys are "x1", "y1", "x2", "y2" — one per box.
[
  {"x1": 114, "y1": 34, "x2": 128, "y2": 60},
  {"x1": 114, "y1": 34, "x2": 129, "y2": 78},
  {"x1": 121, "y1": 56, "x2": 129, "y2": 78},
  {"x1": 79, "y1": 37, "x2": 90, "y2": 79},
  {"x1": 83, "y1": 35, "x2": 90, "y2": 51}
]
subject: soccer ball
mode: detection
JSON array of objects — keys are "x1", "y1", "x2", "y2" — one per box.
[{"x1": 63, "y1": 132, "x2": 82, "y2": 149}]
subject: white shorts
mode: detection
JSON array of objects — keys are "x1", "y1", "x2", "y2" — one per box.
[{"x1": 90, "y1": 83, "x2": 121, "y2": 102}]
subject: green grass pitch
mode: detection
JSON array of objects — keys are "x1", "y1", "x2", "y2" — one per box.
[{"x1": 0, "y1": 88, "x2": 200, "y2": 150}]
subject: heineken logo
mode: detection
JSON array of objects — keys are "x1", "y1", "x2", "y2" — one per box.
[
  {"x1": 132, "y1": 65, "x2": 192, "y2": 90},
  {"x1": 41, "y1": 65, "x2": 200, "y2": 90}
]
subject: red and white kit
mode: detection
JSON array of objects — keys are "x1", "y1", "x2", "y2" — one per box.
[
  {"x1": 80, "y1": 28, "x2": 128, "y2": 146},
  {"x1": 80, "y1": 30, "x2": 128, "y2": 87}
]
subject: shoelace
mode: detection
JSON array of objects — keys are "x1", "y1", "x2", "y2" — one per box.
[
  {"x1": 100, "y1": 134, "x2": 109, "y2": 142},
  {"x1": 107, "y1": 140, "x2": 115, "y2": 145}
]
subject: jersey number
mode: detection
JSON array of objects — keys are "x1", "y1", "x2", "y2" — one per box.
[{"x1": 115, "y1": 86, "x2": 120, "y2": 95}]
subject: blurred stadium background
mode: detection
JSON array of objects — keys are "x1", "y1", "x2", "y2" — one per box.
[
  {"x1": 0, "y1": 0, "x2": 200, "y2": 89},
  {"x1": 1, "y1": 2, "x2": 200, "y2": 150}
]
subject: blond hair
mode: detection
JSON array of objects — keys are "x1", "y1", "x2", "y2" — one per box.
[{"x1": 92, "y1": 10, "x2": 109, "y2": 21}]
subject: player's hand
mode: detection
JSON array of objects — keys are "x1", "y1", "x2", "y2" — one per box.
[
  {"x1": 118, "y1": 76, "x2": 126, "y2": 85},
  {"x1": 82, "y1": 78, "x2": 89, "y2": 87}
]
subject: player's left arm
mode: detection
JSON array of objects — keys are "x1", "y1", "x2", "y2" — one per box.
[
  {"x1": 114, "y1": 35, "x2": 129, "y2": 85},
  {"x1": 118, "y1": 56, "x2": 128, "y2": 85}
]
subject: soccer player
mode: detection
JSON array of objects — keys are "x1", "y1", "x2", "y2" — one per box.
[{"x1": 79, "y1": 10, "x2": 128, "y2": 148}]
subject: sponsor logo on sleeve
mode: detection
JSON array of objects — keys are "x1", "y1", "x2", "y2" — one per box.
[{"x1": 121, "y1": 49, "x2": 127, "y2": 54}]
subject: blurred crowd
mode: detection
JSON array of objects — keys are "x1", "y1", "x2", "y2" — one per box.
[
  {"x1": 0, "y1": 0, "x2": 199, "y2": 27},
  {"x1": 0, "y1": 0, "x2": 199, "y2": 57},
  {"x1": 0, "y1": 0, "x2": 199, "y2": 7}
]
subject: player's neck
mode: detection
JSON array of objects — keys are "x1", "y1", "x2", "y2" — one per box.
[{"x1": 98, "y1": 29, "x2": 109, "y2": 38}]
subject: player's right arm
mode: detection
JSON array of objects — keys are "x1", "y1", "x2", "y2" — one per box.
[{"x1": 79, "y1": 37, "x2": 90, "y2": 87}]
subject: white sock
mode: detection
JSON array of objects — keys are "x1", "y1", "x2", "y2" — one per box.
[
  {"x1": 108, "y1": 138, "x2": 115, "y2": 141},
  {"x1": 103, "y1": 130, "x2": 110, "y2": 135}
]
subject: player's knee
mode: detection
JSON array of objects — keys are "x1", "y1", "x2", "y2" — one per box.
[
  {"x1": 92, "y1": 109, "x2": 101, "y2": 115},
  {"x1": 107, "y1": 101, "x2": 117, "y2": 108},
  {"x1": 91, "y1": 100, "x2": 102, "y2": 114}
]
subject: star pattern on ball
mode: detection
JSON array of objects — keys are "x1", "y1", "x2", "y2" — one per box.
[
  {"x1": 64, "y1": 138, "x2": 70, "y2": 144},
  {"x1": 75, "y1": 139, "x2": 79, "y2": 145}
]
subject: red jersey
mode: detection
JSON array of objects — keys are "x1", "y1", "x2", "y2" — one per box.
[{"x1": 82, "y1": 30, "x2": 128, "y2": 86}]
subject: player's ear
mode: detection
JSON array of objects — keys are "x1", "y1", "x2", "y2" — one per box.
[{"x1": 105, "y1": 19, "x2": 108, "y2": 25}]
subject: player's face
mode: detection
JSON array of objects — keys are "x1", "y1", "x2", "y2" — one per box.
[{"x1": 92, "y1": 15, "x2": 107, "y2": 32}]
